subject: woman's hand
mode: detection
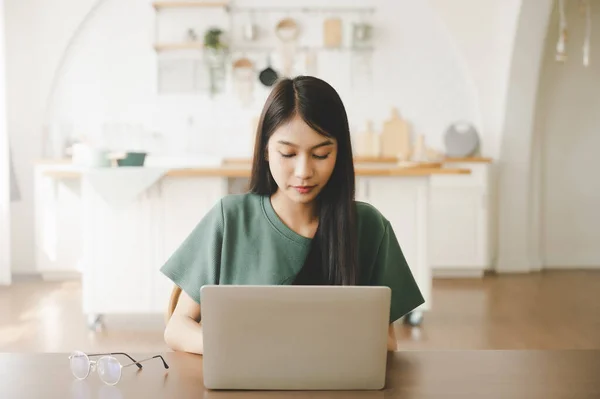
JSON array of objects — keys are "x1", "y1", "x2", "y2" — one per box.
[
  {"x1": 163, "y1": 289, "x2": 204, "y2": 354},
  {"x1": 387, "y1": 324, "x2": 398, "y2": 351}
]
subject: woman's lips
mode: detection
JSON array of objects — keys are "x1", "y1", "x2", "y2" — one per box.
[{"x1": 292, "y1": 185, "x2": 316, "y2": 194}]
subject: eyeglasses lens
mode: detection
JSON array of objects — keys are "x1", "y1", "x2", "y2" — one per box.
[
  {"x1": 70, "y1": 351, "x2": 90, "y2": 380},
  {"x1": 97, "y1": 356, "x2": 121, "y2": 385}
]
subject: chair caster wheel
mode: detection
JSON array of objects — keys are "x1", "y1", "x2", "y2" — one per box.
[
  {"x1": 87, "y1": 314, "x2": 105, "y2": 332},
  {"x1": 404, "y1": 311, "x2": 423, "y2": 327}
]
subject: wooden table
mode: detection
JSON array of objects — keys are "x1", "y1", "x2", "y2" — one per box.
[{"x1": 1, "y1": 350, "x2": 599, "y2": 398}]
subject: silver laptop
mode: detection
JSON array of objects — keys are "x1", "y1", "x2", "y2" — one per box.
[{"x1": 200, "y1": 285, "x2": 391, "y2": 391}]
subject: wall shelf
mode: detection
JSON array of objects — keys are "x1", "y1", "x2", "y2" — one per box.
[
  {"x1": 154, "y1": 42, "x2": 205, "y2": 52},
  {"x1": 152, "y1": 1, "x2": 230, "y2": 10},
  {"x1": 154, "y1": 43, "x2": 374, "y2": 53}
]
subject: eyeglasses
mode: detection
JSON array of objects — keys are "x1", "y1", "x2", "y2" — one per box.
[{"x1": 68, "y1": 351, "x2": 169, "y2": 385}]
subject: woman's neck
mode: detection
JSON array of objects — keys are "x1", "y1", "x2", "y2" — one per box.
[{"x1": 270, "y1": 190, "x2": 319, "y2": 239}]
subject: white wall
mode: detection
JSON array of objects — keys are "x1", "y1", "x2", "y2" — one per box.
[
  {"x1": 536, "y1": 0, "x2": 600, "y2": 268},
  {"x1": 0, "y1": 0, "x2": 11, "y2": 285},
  {"x1": 5, "y1": 0, "x2": 98, "y2": 274},
  {"x1": 7, "y1": 0, "x2": 485, "y2": 274},
  {"x1": 429, "y1": 0, "x2": 521, "y2": 158}
]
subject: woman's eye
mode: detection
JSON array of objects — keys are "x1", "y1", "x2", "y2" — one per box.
[
  {"x1": 313, "y1": 153, "x2": 330, "y2": 160},
  {"x1": 279, "y1": 152, "x2": 295, "y2": 158}
]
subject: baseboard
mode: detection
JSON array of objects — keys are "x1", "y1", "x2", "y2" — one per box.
[
  {"x1": 11, "y1": 272, "x2": 43, "y2": 282},
  {"x1": 542, "y1": 264, "x2": 600, "y2": 270},
  {"x1": 41, "y1": 271, "x2": 81, "y2": 281},
  {"x1": 432, "y1": 269, "x2": 485, "y2": 278}
]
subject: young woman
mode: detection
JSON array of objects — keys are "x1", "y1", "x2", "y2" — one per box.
[{"x1": 161, "y1": 76, "x2": 424, "y2": 355}]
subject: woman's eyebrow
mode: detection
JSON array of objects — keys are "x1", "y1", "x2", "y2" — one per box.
[{"x1": 276, "y1": 140, "x2": 334, "y2": 149}]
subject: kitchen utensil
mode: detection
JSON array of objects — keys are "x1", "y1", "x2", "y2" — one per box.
[
  {"x1": 275, "y1": 17, "x2": 300, "y2": 42},
  {"x1": 258, "y1": 55, "x2": 278, "y2": 87},
  {"x1": 323, "y1": 17, "x2": 343, "y2": 48},
  {"x1": 380, "y1": 108, "x2": 411, "y2": 160},
  {"x1": 275, "y1": 17, "x2": 300, "y2": 77},
  {"x1": 232, "y1": 56, "x2": 255, "y2": 106},
  {"x1": 444, "y1": 121, "x2": 480, "y2": 157},
  {"x1": 71, "y1": 143, "x2": 111, "y2": 167},
  {"x1": 352, "y1": 23, "x2": 372, "y2": 44},
  {"x1": 244, "y1": 12, "x2": 257, "y2": 41}
]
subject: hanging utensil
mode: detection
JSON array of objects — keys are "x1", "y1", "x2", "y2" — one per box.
[
  {"x1": 243, "y1": 11, "x2": 257, "y2": 41},
  {"x1": 232, "y1": 56, "x2": 255, "y2": 106},
  {"x1": 258, "y1": 54, "x2": 278, "y2": 87},
  {"x1": 275, "y1": 17, "x2": 300, "y2": 77}
]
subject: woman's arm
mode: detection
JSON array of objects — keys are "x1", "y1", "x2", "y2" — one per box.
[
  {"x1": 164, "y1": 290, "x2": 204, "y2": 354},
  {"x1": 387, "y1": 324, "x2": 398, "y2": 351}
]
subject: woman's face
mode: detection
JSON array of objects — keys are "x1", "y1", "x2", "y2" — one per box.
[{"x1": 267, "y1": 114, "x2": 338, "y2": 205}]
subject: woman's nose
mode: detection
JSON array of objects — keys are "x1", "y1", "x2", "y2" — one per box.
[{"x1": 294, "y1": 156, "x2": 313, "y2": 179}]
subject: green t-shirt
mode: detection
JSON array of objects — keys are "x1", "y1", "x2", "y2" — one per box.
[{"x1": 160, "y1": 193, "x2": 424, "y2": 323}]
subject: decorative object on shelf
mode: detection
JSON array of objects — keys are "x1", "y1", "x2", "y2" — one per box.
[
  {"x1": 203, "y1": 27, "x2": 228, "y2": 95},
  {"x1": 232, "y1": 56, "x2": 255, "y2": 106},
  {"x1": 556, "y1": 0, "x2": 568, "y2": 62},
  {"x1": 304, "y1": 49, "x2": 318, "y2": 75},
  {"x1": 426, "y1": 147, "x2": 444, "y2": 162},
  {"x1": 275, "y1": 17, "x2": 300, "y2": 77},
  {"x1": 352, "y1": 22, "x2": 372, "y2": 45},
  {"x1": 323, "y1": 17, "x2": 343, "y2": 48},
  {"x1": 380, "y1": 108, "x2": 411, "y2": 161},
  {"x1": 582, "y1": 0, "x2": 591, "y2": 66},
  {"x1": 411, "y1": 134, "x2": 427, "y2": 162},
  {"x1": 187, "y1": 28, "x2": 198, "y2": 42},
  {"x1": 443, "y1": 121, "x2": 480, "y2": 158},
  {"x1": 258, "y1": 54, "x2": 278, "y2": 87},
  {"x1": 243, "y1": 11, "x2": 258, "y2": 41},
  {"x1": 555, "y1": 0, "x2": 592, "y2": 66}
]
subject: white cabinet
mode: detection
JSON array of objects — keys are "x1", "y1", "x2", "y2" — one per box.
[
  {"x1": 429, "y1": 162, "x2": 494, "y2": 276},
  {"x1": 81, "y1": 175, "x2": 227, "y2": 322},
  {"x1": 34, "y1": 165, "x2": 83, "y2": 279},
  {"x1": 356, "y1": 176, "x2": 431, "y2": 313}
]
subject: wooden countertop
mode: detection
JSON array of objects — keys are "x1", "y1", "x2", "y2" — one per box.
[
  {"x1": 1, "y1": 351, "x2": 598, "y2": 398},
  {"x1": 42, "y1": 165, "x2": 470, "y2": 179}
]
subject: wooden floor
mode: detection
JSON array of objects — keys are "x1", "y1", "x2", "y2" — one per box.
[{"x1": 1, "y1": 270, "x2": 599, "y2": 353}]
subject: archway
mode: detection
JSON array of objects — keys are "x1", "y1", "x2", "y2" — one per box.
[{"x1": 495, "y1": 0, "x2": 554, "y2": 272}]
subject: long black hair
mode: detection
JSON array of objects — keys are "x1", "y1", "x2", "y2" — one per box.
[{"x1": 248, "y1": 76, "x2": 358, "y2": 286}]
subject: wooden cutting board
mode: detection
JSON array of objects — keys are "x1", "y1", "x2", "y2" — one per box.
[
  {"x1": 323, "y1": 18, "x2": 342, "y2": 47},
  {"x1": 355, "y1": 120, "x2": 379, "y2": 157},
  {"x1": 380, "y1": 108, "x2": 411, "y2": 160}
]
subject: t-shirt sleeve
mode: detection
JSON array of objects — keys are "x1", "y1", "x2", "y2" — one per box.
[
  {"x1": 371, "y1": 220, "x2": 425, "y2": 323},
  {"x1": 159, "y1": 199, "x2": 224, "y2": 305}
]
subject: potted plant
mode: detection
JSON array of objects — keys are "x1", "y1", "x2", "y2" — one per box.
[{"x1": 203, "y1": 27, "x2": 227, "y2": 94}]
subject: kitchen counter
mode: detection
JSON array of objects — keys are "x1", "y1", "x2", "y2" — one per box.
[{"x1": 34, "y1": 156, "x2": 495, "y2": 328}]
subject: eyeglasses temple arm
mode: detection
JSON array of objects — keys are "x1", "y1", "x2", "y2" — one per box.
[
  {"x1": 122, "y1": 355, "x2": 169, "y2": 370},
  {"x1": 87, "y1": 352, "x2": 143, "y2": 369}
]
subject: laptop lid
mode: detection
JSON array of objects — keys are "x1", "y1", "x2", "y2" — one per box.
[{"x1": 200, "y1": 285, "x2": 391, "y2": 390}]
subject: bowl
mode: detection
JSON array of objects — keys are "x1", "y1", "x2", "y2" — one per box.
[{"x1": 117, "y1": 152, "x2": 147, "y2": 167}]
